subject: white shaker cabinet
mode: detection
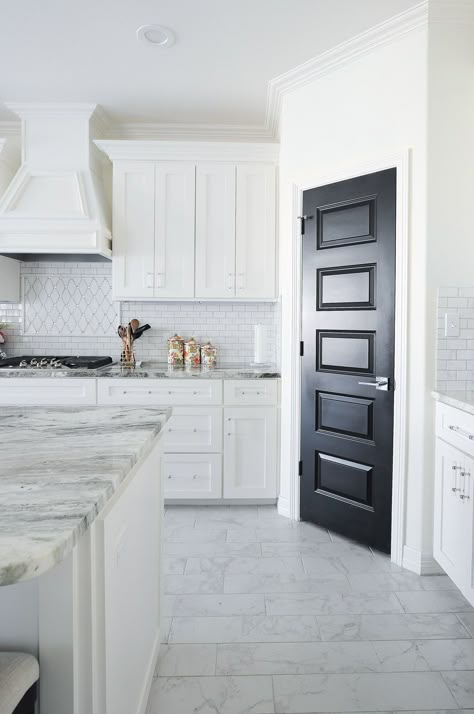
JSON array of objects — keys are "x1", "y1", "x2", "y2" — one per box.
[
  {"x1": 154, "y1": 162, "x2": 195, "y2": 298},
  {"x1": 223, "y1": 406, "x2": 278, "y2": 499},
  {"x1": 96, "y1": 141, "x2": 279, "y2": 301},
  {"x1": 236, "y1": 164, "x2": 276, "y2": 299},
  {"x1": 434, "y1": 400, "x2": 474, "y2": 605},
  {"x1": 112, "y1": 161, "x2": 195, "y2": 300},
  {"x1": 112, "y1": 161, "x2": 155, "y2": 299},
  {"x1": 195, "y1": 163, "x2": 236, "y2": 298}
]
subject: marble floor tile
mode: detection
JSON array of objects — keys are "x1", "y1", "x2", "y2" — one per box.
[
  {"x1": 156, "y1": 644, "x2": 217, "y2": 676},
  {"x1": 228, "y1": 525, "x2": 331, "y2": 544},
  {"x1": 417, "y1": 640, "x2": 474, "y2": 670},
  {"x1": 224, "y1": 573, "x2": 350, "y2": 594},
  {"x1": 168, "y1": 593, "x2": 265, "y2": 617},
  {"x1": 457, "y1": 612, "x2": 474, "y2": 636},
  {"x1": 169, "y1": 615, "x2": 322, "y2": 643},
  {"x1": 146, "y1": 675, "x2": 275, "y2": 714},
  {"x1": 164, "y1": 526, "x2": 228, "y2": 542},
  {"x1": 162, "y1": 556, "x2": 186, "y2": 575},
  {"x1": 348, "y1": 573, "x2": 457, "y2": 592},
  {"x1": 272, "y1": 672, "x2": 458, "y2": 713},
  {"x1": 164, "y1": 572, "x2": 224, "y2": 594},
  {"x1": 441, "y1": 671, "x2": 474, "y2": 708},
  {"x1": 163, "y1": 541, "x2": 261, "y2": 557},
  {"x1": 371, "y1": 641, "x2": 430, "y2": 671},
  {"x1": 154, "y1": 505, "x2": 474, "y2": 714},
  {"x1": 185, "y1": 556, "x2": 305, "y2": 576},
  {"x1": 215, "y1": 641, "x2": 380, "y2": 675},
  {"x1": 265, "y1": 592, "x2": 404, "y2": 616},
  {"x1": 317, "y1": 614, "x2": 472, "y2": 641},
  {"x1": 396, "y1": 590, "x2": 474, "y2": 614}
]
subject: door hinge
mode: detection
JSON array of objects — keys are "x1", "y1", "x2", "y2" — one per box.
[
  {"x1": 299, "y1": 341, "x2": 304, "y2": 357},
  {"x1": 297, "y1": 214, "x2": 313, "y2": 235},
  {"x1": 298, "y1": 460, "x2": 303, "y2": 477}
]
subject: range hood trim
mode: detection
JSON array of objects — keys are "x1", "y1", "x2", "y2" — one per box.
[{"x1": 0, "y1": 103, "x2": 112, "y2": 259}]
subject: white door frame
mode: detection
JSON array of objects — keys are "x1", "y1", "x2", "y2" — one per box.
[{"x1": 283, "y1": 150, "x2": 410, "y2": 565}]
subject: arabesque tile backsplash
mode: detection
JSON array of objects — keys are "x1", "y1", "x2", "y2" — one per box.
[{"x1": 0, "y1": 262, "x2": 280, "y2": 366}]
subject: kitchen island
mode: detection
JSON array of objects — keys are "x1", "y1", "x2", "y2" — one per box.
[{"x1": 0, "y1": 405, "x2": 170, "y2": 714}]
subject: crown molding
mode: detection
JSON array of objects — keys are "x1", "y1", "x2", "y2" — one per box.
[
  {"x1": 105, "y1": 121, "x2": 275, "y2": 142},
  {"x1": 94, "y1": 139, "x2": 279, "y2": 163},
  {"x1": 5, "y1": 102, "x2": 99, "y2": 121},
  {"x1": 265, "y1": 1, "x2": 429, "y2": 138}
]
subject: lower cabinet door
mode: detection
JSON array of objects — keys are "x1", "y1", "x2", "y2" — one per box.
[
  {"x1": 162, "y1": 453, "x2": 222, "y2": 499},
  {"x1": 223, "y1": 406, "x2": 278, "y2": 499},
  {"x1": 434, "y1": 439, "x2": 473, "y2": 592}
]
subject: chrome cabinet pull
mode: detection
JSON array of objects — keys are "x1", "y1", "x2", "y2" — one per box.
[
  {"x1": 358, "y1": 376, "x2": 390, "y2": 391},
  {"x1": 448, "y1": 425, "x2": 474, "y2": 440}
]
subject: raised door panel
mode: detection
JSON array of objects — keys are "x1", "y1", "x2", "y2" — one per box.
[
  {"x1": 164, "y1": 406, "x2": 223, "y2": 453},
  {"x1": 112, "y1": 161, "x2": 155, "y2": 299},
  {"x1": 223, "y1": 406, "x2": 278, "y2": 499},
  {"x1": 195, "y1": 163, "x2": 236, "y2": 298},
  {"x1": 163, "y1": 453, "x2": 222, "y2": 499},
  {"x1": 434, "y1": 439, "x2": 471, "y2": 588},
  {"x1": 235, "y1": 164, "x2": 276, "y2": 299},
  {"x1": 0, "y1": 378, "x2": 97, "y2": 405},
  {"x1": 154, "y1": 162, "x2": 195, "y2": 298}
]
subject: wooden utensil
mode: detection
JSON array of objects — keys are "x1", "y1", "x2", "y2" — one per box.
[{"x1": 130, "y1": 319, "x2": 140, "y2": 332}]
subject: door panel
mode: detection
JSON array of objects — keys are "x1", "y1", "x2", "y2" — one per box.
[
  {"x1": 154, "y1": 162, "x2": 195, "y2": 298},
  {"x1": 195, "y1": 163, "x2": 236, "y2": 298},
  {"x1": 235, "y1": 164, "x2": 276, "y2": 298},
  {"x1": 112, "y1": 161, "x2": 155, "y2": 299},
  {"x1": 223, "y1": 406, "x2": 278, "y2": 499},
  {"x1": 300, "y1": 169, "x2": 396, "y2": 552}
]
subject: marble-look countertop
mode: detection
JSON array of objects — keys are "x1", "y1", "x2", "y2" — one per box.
[
  {"x1": 432, "y1": 390, "x2": 474, "y2": 416},
  {"x1": 0, "y1": 362, "x2": 280, "y2": 379},
  {"x1": 0, "y1": 406, "x2": 170, "y2": 586}
]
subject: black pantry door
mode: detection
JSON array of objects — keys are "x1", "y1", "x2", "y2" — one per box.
[{"x1": 300, "y1": 169, "x2": 396, "y2": 553}]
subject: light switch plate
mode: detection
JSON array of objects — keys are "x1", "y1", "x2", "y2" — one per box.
[{"x1": 445, "y1": 313, "x2": 460, "y2": 337}]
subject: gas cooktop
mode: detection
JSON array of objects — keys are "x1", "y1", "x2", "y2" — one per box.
[{"x1": 0, "y1": 356, "x2": 113, "y2": 370}]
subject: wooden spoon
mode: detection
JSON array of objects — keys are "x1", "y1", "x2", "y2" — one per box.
[{"x1": 130, "y1": 319, "x2": 140, "y2": 332}]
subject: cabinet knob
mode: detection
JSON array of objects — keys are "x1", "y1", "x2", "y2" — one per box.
[
  {"x1": 148, "y1": 390, "x2": 152, "y2": 394},
  {"x1": 227, "y1": 432, "x2": 232, "y2": 436},
  {"x1": 168, "y1": 475, "x2": 172, "y2": 479},
  {"x1": 122, "y1": 390, "x2": 127, "y2": 394},
  {"x1": 193, "y1": 475, "x2": 197, "y2": 479}
]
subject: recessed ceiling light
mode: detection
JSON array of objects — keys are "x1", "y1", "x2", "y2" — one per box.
[{"x1": 136, "y1": 24, "x2": 176, "y2": 48}]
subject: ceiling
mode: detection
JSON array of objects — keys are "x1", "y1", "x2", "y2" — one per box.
[{"x1": 0, "y1": 0, "x2": 418, "y2": 127}]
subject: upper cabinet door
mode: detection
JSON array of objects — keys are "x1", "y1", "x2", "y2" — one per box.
[
  {"x1": 112, "y1": 161, "x2": 155, "y2": 299},
  {"x1": 236, "y1": 164, "x2": 276, "y2": 299},
  {"x1": 154, "y1": 163, "x2": 196, "y2": 298},
  {"x1": 195, "y1": 164, "x2": 236, "y2": 299}
]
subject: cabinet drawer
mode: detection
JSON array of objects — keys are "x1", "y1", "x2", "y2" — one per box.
[
  {"x1": 97, "y1": 379, "x2": 222, "y2": 406},
  {"x1": 162, "y1": 453, "x2": 222, "y2": 499},
  {"x1": 0, "y1": 378, "x2": 97, "y2": 405},
  {"x1": 164, "y1": 407, "x2": 222, "y2": 453},
  {"x1": 224, "y1": 379, "x2": 278, "y2": 406},
  {"x1": 436, "y1": 402, "x2": 474, "y2": 458}
]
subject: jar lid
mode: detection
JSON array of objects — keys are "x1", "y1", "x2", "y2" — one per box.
[
  {"x1": 168, "y1": 333, "x2": 183, "y2": 342},
  {"x1": 185, "y1": 337, "x2": 198, "y2": 345}
]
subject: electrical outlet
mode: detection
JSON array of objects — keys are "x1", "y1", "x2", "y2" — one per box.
[{"x1": 445, "y1": 313, "x2": 460, "y2": 337}]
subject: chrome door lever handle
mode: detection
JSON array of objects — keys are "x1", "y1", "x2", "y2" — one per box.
[{"x1": 358, "y1": 376, "x2": 390, "y2": 391}]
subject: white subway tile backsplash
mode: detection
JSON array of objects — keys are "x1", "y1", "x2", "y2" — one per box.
[
  {"x1": 0, "y1": 262, "x2": 281, "y2": 366},
  {"x1": 436, "y1": 287, "x2": 474, "y2": 392}
]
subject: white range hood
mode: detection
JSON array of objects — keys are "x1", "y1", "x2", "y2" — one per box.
[{"x1": 0, "y1": 103, "x2": 112, "y2": 258}]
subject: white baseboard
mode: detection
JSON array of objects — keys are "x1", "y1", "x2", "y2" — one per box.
[
  {"x1": 402, "y1": 545, "x2": 445, "y2": 575},
  {"x1": 277, "y1": 495, "x2": 291, "y2": 519}
]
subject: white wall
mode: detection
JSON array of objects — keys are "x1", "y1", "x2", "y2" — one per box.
[{"x1": 277, "y1": 27, "x2": 431, "y2": 567}]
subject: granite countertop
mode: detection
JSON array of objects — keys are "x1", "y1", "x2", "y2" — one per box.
[
  {"x1": 0, "y1": 406, "x2": 170, "y2": 586},
  {"x1": 0, "y1": 362, "x2": 281, "y2": 379},
  {"x1": 432, "y1": 390, "x2": 474, "y2": 416}
]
